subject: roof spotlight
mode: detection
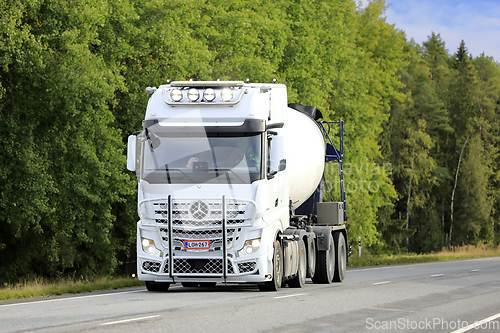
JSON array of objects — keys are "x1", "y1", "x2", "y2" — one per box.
[
  {"x1": 203, "y1": 88, "x2": 216, "y2": 102},
  {"x1": 187, "y1": 88, "x2": 199, "y2": 102},
  {"x1": 170, "y1": 89, "x2": 183, "y2": 102},
  {"x1": 221, "y1": 88, "x2": 233, "y2": 102}
]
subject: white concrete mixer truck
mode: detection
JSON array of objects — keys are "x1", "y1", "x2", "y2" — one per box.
[{"x1": 127, "y1": 81, "x2": 348, "y2": 291}]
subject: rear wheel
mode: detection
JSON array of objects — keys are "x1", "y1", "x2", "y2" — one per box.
[
  {"x1": 258, "y1": 240, "x2": 283, "y2": 291},
  {"x1": 145, "y1": 281, "x2": 170, "y2": 292},
  {"x1": 333, "y1": 232, "x2": 347, "y2": 282},
  {"x1": 289, "y1": 239, "x2": 306, "y2": 288},
  {"x1": 311, "y1": 235, "x2": 335, "y2": 284}
]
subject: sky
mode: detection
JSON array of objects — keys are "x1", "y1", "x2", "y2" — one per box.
[{"x1": 360, "y1": 0, "x2": 500, "y2": 62}]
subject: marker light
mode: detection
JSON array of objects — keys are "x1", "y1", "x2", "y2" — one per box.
[
  {"x1": 203, "y1": 88, "x2": 216, "y2": 102},
  {"x1": 170, "y1": 89, "x2": 183, "y2": 102},
  {"x1": 221, "y1": 88, "x2": 233, "y2": 102},
  {"x1": 187, "y1": 88, "x2": 199, "y2": 102}
]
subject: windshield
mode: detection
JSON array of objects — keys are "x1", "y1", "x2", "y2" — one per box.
[{"x1": 139, "y1": 128, "x2": 262, "y2": 184}]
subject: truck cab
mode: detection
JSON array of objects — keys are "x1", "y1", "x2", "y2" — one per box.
[{"x1": 127, "y1": 81, "x2": 347, "y2": 291}]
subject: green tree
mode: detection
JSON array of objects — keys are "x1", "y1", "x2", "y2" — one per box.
[
  {"x1": 382, "y1": 41, "x2": 445, "y2": 253},
  {"x1": 0, "y1": 0, "x2": 134, "y2": 282},
  {"x1": 344, "y1": 0, "x2": 406, "y2": 249},
  {"x1": 472, "y1": 54, "x2": 500, "y2": 245},
  {"x1": 447, "y1": 41, "x2": 493, "y2": 246}
]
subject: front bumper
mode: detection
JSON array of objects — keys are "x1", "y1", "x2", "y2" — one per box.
[
  {"x1": 137, "y1": 252, "x2": 271, "y2": 283},
  {"x1": 137, "y1": 195, "x2": 275, "y2": 284}
]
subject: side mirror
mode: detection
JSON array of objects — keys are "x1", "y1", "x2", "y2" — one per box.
[
  {"x1": 268, "y1": 135, "x2": 286, "y2": 179},
  {"x1": 270, "y1": 135, "x2": 285, "y2": 172},
  {"x1": 127, "y1": 134, "x2": 137, "y2": 172}
]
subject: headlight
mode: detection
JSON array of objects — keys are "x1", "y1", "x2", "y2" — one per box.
[
  {"x1": 141, "y1": 238, "x2": 163, "y2": 257},
  {"x1": 203, "y1": 88, "x2": 216, "y2": 102},
  {"x1": 170, "y1": 89, "x2": 183, "y2": 102},
  {"x1": 221, "y1": 88, "x2": 233, "y2": 102},
  {"x1": 239, "y1": 238, "x2": 261, "y2": 256},
  {"x1": 187, "y1": 88, "x2": 199, "y2": 102}
]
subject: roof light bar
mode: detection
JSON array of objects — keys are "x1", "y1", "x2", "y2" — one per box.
[{"x1": 171, "y1": 81, "x2": 244, "y2": 88}]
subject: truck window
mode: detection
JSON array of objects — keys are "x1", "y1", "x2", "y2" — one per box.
[{"x1": 140, "y1": 129, "x2": 262, "y2": 184}]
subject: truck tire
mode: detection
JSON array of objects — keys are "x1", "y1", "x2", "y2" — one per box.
[
  {"x1": 311, "y1": 234, "x2": 335, "y2": 284},
  {"x1": 289, "y1": 239, "x2": 306, "y2": 288},
  {"x1": 259, "y1": 240, "x2": 283, "y2": 291},
  {"x1": 333, "y1": 231, "x2": 346, "y2": 282},
  {"x1": 145, "y1": 281, "x2": 170, "y2": 291},
  {"x1": 306, "y1": 237, "x2": 316, "y2": 278}
]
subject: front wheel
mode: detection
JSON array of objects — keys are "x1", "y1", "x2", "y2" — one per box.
[{"x1": 259, "y1": 240, "x2": 283, "y2": 291}]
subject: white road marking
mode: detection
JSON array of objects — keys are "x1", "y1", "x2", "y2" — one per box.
[
  {"x1": 274, "y1": 293, "x2": 306, "y2": 299},
  {"x1": 100, "y1": 315, "x2": 160, "y2": 326},
  {"x1": 471, "y1": 269, "x2": 480, "y2": 272},
  {"x1": 370, "y1": 307, "x2": 411, "y2": 312},
  {"x1": 430, "y1": 274, "x2": 444, "y2": 277},
  {"x1": 373, "y1": 281, "x2": 391, "y2": 285},
  {"x1": 0, "y1": 290, "x2": 143, "y2": 308},
  {"x1": 450, "y1": 311, "x2": 500, "y2": 333}
]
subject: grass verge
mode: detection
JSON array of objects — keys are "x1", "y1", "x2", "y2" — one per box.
[
  {"x1": 0, "y1": 277, "x2": 144, "y2": 302},
  {"x1": 348, "y1": 244, "x2": 500, "y2": 268},
  {"x1": 1, "y1": 245, "x2": 499, "y2": 301}
]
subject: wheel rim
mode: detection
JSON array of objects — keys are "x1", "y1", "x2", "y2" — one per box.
[
  {"x1": 275, "y1": 245, "x2": 282, "y2": 285},
  {"x1": 300, "y1": 246, "x2": 307, "y2": 281},
  {"x1": 328, "y1": 239, "x2": 335, "y2": 279},
  {"x1": 339, "y1": 239, "x2": 346, "y2": 279},
  {"x1": 308, "y1": 240, "x2": 316, "y2": 277}
]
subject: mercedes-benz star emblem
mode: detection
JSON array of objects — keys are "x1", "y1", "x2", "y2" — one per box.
[{"x1": 190, "y1": 201, "x2": 209, "y2": 220}]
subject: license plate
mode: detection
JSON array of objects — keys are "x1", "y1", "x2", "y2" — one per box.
[{"x1": 184, "y1": 240, "x2": 210, "y2": 250}]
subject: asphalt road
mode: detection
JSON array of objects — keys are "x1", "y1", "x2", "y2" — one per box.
[{"x1": 1, "y1": 257, "x2": 500, "y2": 333}]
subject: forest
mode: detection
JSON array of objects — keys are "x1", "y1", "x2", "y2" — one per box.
[{"x1": 1, "y1": 0, "x2": 499, "y2": 283}]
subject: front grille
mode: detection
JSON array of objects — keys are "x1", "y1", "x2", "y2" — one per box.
[
  {"x1": 162, "y1": 259, "x2": 169, "y2": 274},
  {"x1": 142, "y1": 258, "x2": 256, "y2": 276},
  {"x1": 173, "y1": 258, "x2": 235, "y2": 275},
  {"x1": 152, "y1": 198, "x2": 252, "y2": 227},
  {"x1": 237, "y1": 260, "x2": 257, "y2": 273},
  {"x1": 141, "y1": 260, "x2": 161, "y2": 273},
  {"x1": 139, "y1": 197, "x2": 255, "y2": 251},
  {"x1": 159, "y1": 227, "x2": 236, "y2": 243}
]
